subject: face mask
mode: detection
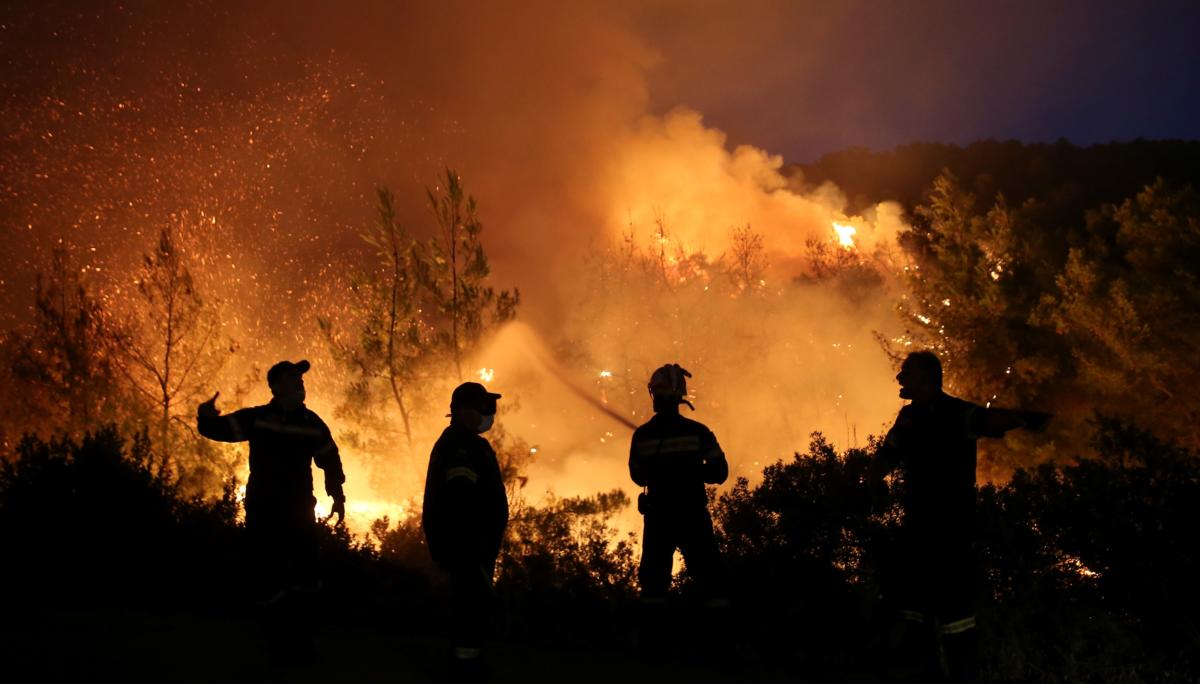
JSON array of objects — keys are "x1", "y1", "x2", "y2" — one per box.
[
  {"x1": 476, "y1": 413, "x2": 495, "y2": 433},
  {"x1": 274, "y1": 389, "x2": 304, "y2": 411}
]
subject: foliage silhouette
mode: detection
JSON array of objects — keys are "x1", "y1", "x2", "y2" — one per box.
[
  {"x1": 712, "y1": 423, "x2": 1199, "y2": 681},
  {"x1": 120, "y1": 223, "x2": 235, "y2": 487},
  {"x1": 3, "y1": 416, "x2": 1196, "y2": 681},
  {"x1": 0, "y1": 245, "x2": 127, "y2": 447}
]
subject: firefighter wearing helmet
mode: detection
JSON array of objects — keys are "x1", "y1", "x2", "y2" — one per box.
[{"x1": 629, "y1": 364, "x2": 730, "y2": 610}]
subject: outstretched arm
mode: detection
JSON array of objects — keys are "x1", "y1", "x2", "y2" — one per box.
[
  {"x1": 196, "y1": 392, "x2": 252, "y2": 443},
  {"x1": 972, "y1": 407, "x2": 1052, "y2": 438}
]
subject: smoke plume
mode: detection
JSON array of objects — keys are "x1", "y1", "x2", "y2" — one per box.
[{"x1": 0, "y1": 0, "x2": 911, "y2": 530}]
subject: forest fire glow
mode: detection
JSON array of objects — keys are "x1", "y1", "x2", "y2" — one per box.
[
  {"x1": 315, "y1": 498, "x2": 408, "y2": 529},
  {"x1": 0, "y1": 1, "x2": 914, "y2": 541},
  {"x1": 832, "y1": 222, "x2": 858, "y2": 249}
]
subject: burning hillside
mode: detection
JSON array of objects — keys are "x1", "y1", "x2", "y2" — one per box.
[{"x1": 0, "y1": 2, "x2": 915, "y2": 532}]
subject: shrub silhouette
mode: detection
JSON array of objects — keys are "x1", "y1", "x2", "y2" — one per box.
[
  {"x1": 496, "y1": 489, "x2": 638, "y2": 643},
  {"x1": 0, "y1": 426, "x2": 239, "y2": 608},
  {"x1": 713, "y1": 434, "x2": 891, "y2": 668},
  {"x1": 0, "y1": 425, "x2": 390, "y2": 613},
  {"x1": 712, "y1": 422, "x2": 1200, "y2": 681},
  {"x1": 3, "y1": 420, "x2": 1196, "y2": 681}
]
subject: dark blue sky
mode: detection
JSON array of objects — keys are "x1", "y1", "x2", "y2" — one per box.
[{"x1": 638, "y1": 0, "x2": 1200, "y2": 161}]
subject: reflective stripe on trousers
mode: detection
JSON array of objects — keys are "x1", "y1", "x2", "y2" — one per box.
[
  {"x1": 900, "y1": 609, "x2": 977, "y2": 677},
  {"x1": 900, "y1": 609, "x2": 976, "y2": 635}
]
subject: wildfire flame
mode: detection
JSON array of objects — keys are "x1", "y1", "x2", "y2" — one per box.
[
  {"x1": 315, "y1": 497, "x2": 409, "y2": 527},
  {"x1": 1059, "y1": 554, "x2": 1102, "y2": 580},
  {"x1": 832, "y1": 222, "x2": 857, "y2": 249},
  {"x1": 477, "y1": 367, "x2": 495, "y2": 382}
]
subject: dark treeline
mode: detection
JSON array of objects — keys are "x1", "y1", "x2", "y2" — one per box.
[
  {"x1": 799, "y1": 140, "x2": 1200, "y2": 473},
  {"x1": 792, "y1": 139, "x2": 1200, "y2": 215},
  {"x1": 3, "y1": 419, "x2": 1196, "y2": 682}
]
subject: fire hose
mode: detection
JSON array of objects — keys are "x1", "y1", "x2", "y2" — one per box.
[{"x1": 507, "y1": 323, "x2": 639, "y2": 431}]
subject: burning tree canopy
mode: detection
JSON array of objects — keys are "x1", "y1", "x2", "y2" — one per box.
[
  {"x1": 319, "y1": 171, "x2": 521, "y2": 502},
  {"x1": 2, "y1": 245, "x2": 126, "y2": 444},
  {"x1": 120, "y1": 223, "x2": 234, "y2": 483}
]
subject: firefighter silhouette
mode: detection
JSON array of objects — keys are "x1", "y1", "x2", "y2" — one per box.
[
  {"x1": 197, "y1": 359, "x2": 345, "y2": 662},
  {"x1": 870, "y1": 351, "x2": 1049, "y2": 683},
  {"x1": 630, "y1": 364, "x2": 730, "y2": 609},
  {"x1": 422, "y1": 381, "x2": 508, "y2": 680},
  {"x1": 198, "y1": 360, "x2": 345, "y2": 593}
]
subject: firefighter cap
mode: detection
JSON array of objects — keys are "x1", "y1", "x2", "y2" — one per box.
[
  {"x1": 450, "y1": 381, "x2": 502, "y2": 414},
  {"x1": 266, "y1": 359, "x2": 310, "y2": 387},
  {"x1": 648, "y1": 363, "x2": 695, "y2": 410}
]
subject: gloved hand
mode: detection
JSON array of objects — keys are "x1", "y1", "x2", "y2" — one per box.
[
  {"x1": 326, "y1": 497, "x2": 346, "y2": 526},
  {"x1": 197, "y1": 391, "x2": 220, "y2": 420}
]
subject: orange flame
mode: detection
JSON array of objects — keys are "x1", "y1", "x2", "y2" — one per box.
[{"x1": 832, "y1": 221, "x2": 857, "y2": 249}]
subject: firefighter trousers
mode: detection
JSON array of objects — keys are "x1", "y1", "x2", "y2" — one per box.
[
  {"x1": 638, "y1": 507, "x2": 725, "y2": 600},
  {"x1": 245, "y1": 503, "x2": 319, "y2": 601},
  {"x1": 443, "y1": 559, "x2": 497, "y2": 659}
]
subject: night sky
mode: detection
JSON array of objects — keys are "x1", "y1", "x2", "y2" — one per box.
[{"x1": 639, "y1": 0, "x2": 1200, "y2": 159}]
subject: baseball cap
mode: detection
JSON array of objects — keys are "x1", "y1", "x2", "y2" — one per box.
[
  {"x1": 267, "y1": 359, "x2": 311, "y2": 386},
  {"x1": 450, "y1": 381, "x2": 502, "y2": 413}
]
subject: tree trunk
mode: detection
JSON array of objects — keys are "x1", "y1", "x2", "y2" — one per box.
[
  {"x1": 386, "y1": 224, "x2": 413, "y2": 449},
  {"x1": 388, "y1": 373, "x2": 413, "y2": 450}
]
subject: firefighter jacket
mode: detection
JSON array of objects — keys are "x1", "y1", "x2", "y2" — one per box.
[
  {"x1": 629, "y1": 413, "x2": 728, "y2": 510},
  {"x1": 197, "y1": 400, "x2": 344, "y2": 515},
  {"x1": 880, "y1": 391, "x2": 1006, "y2": 535},
  {"x1": 422, "y1": 424, "x2": 509, "y2": 569}
]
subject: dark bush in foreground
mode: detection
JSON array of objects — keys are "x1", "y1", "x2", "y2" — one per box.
[
  {"x1": 0, "y1": 425, "x2": 386, "y2": 613},
  {"x1": 713, "y1": 421, "x2": 1200, "y2": 682},
  {"x1": 713, "y1": 434, "x2": 886, "y2": 668},
  {"x1": 368, "y1": 488, "x2": 639, "y2": 646},
  {"x1": 497, "y1": 490, "x2": 639, "y2": 642},
  {"x1": 0, "y1": 427, "x2": 242, "y2": 608},
  {"x1": 3, "y1": 420, "x2": 1197, "y2": 681},
  {"x1": 976, "y1": 417, "x2": 1200, "y2": 682}
]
